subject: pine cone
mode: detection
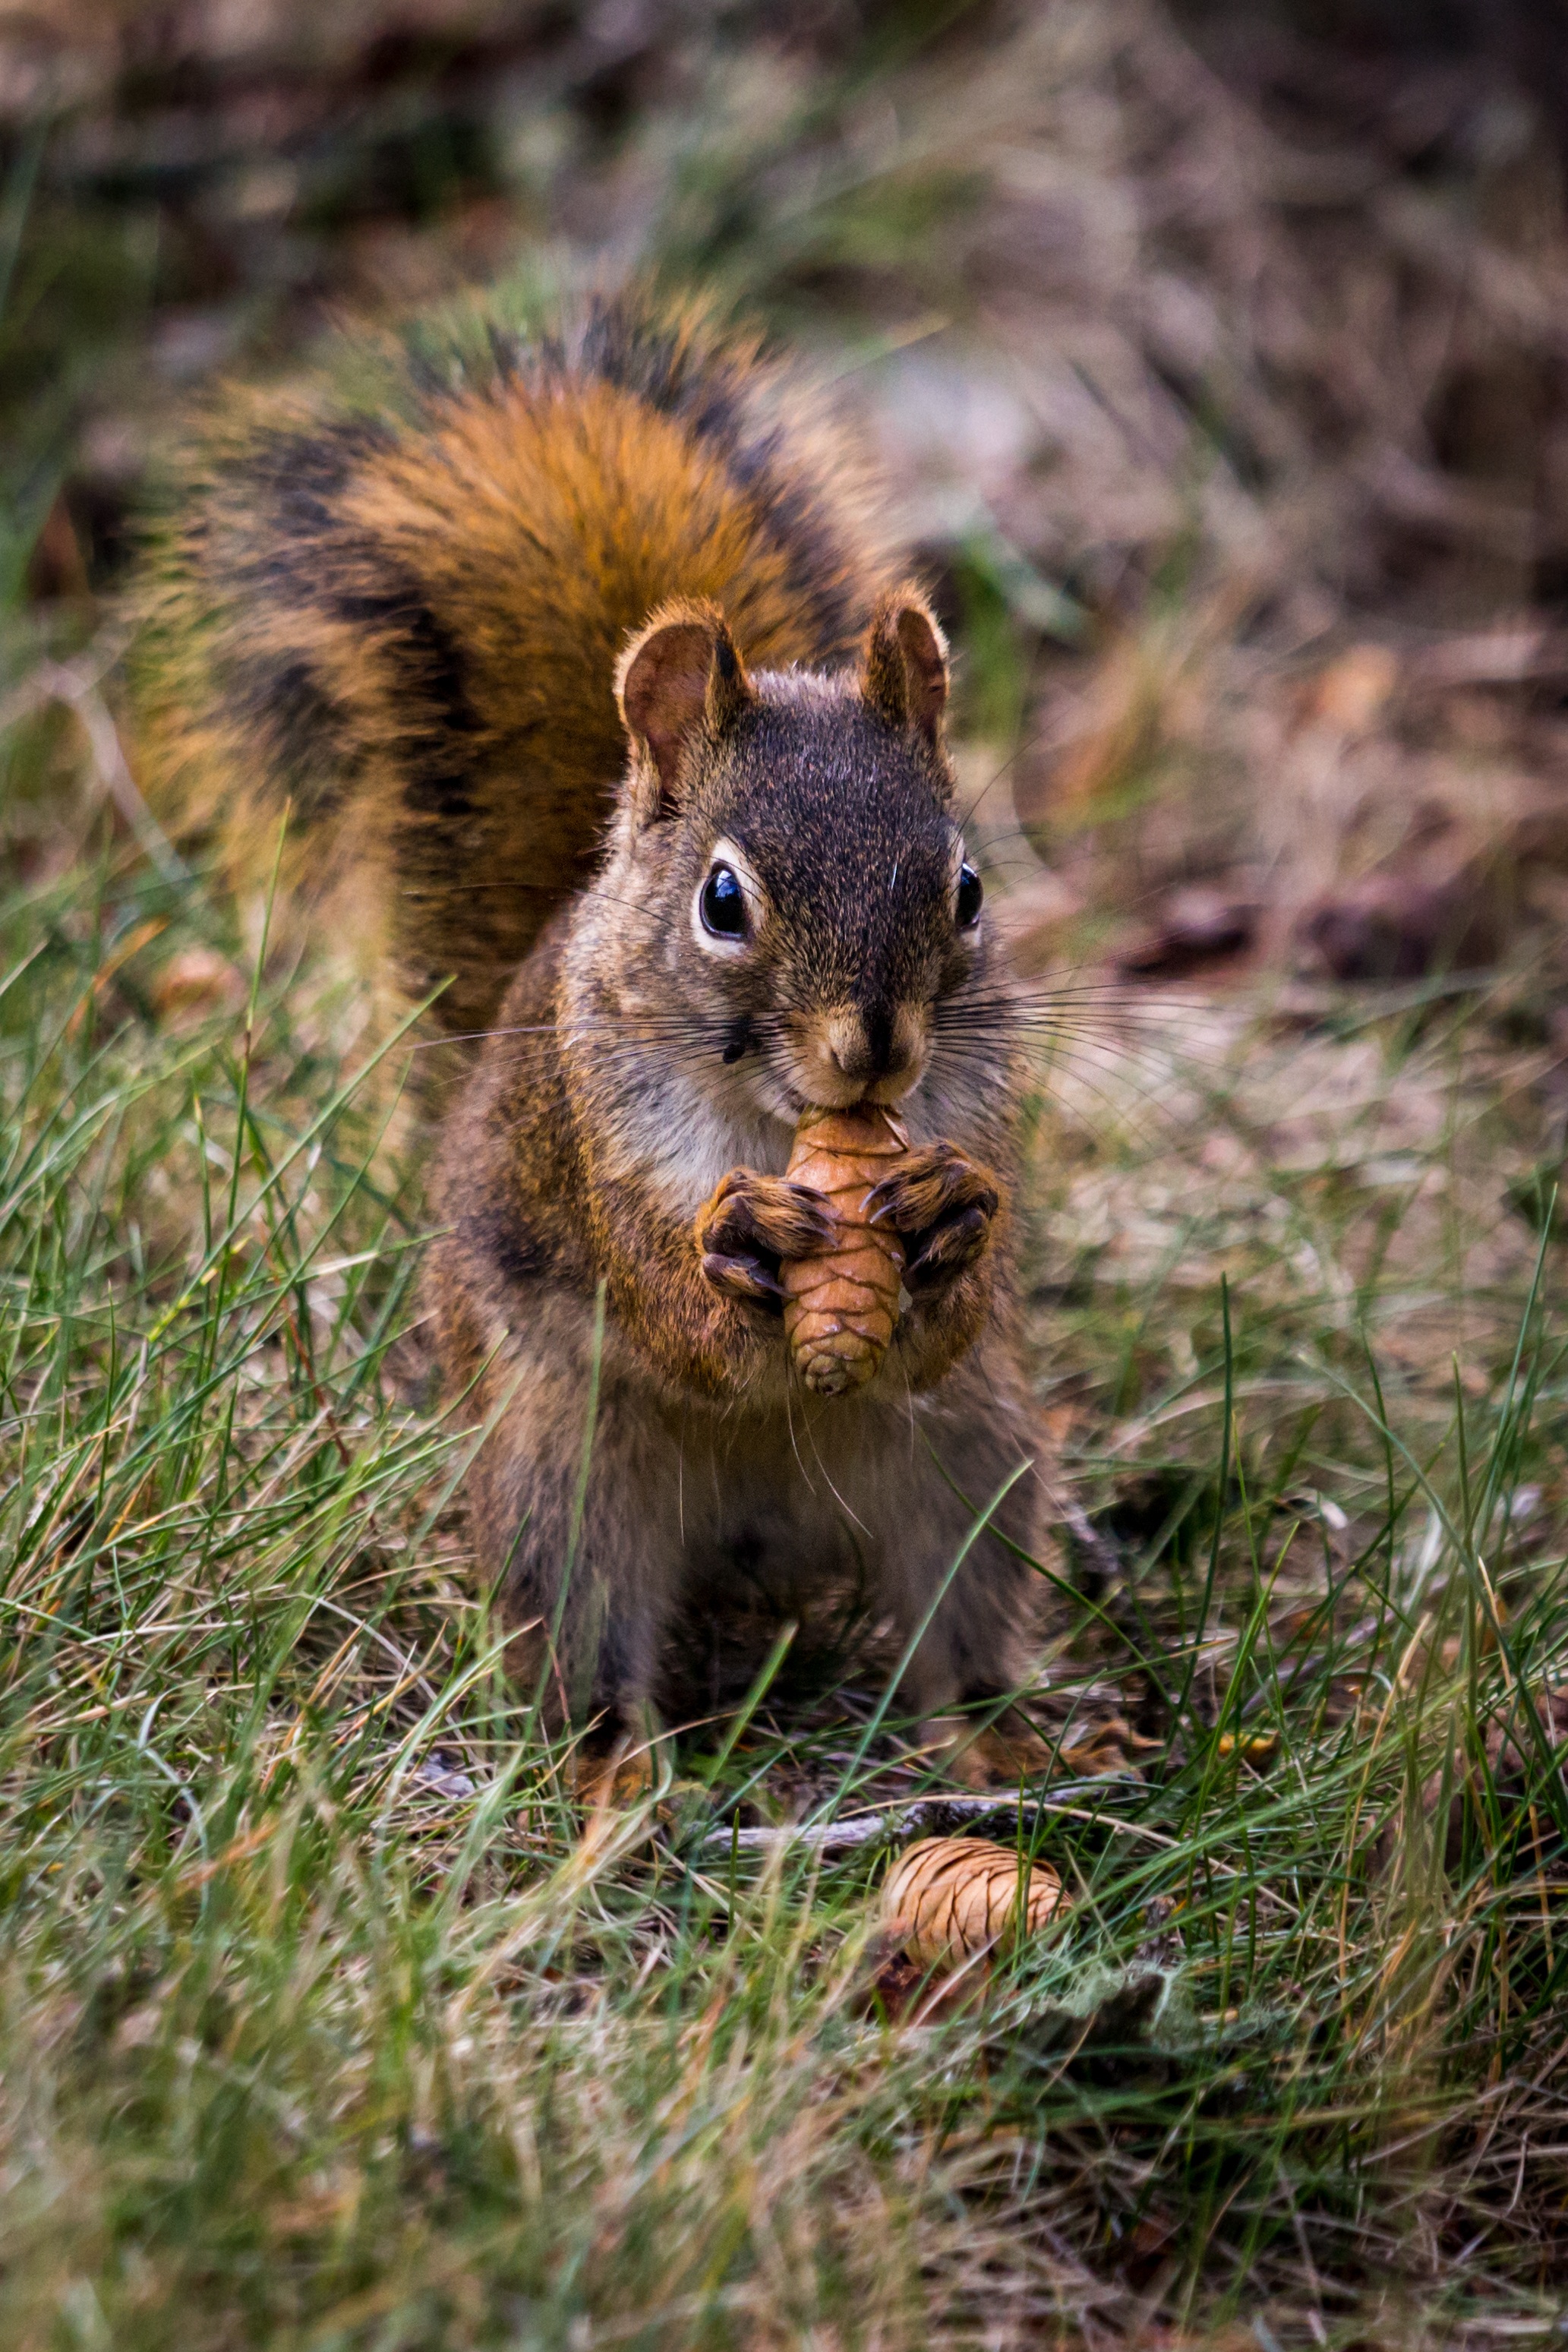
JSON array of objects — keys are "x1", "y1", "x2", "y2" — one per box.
[
  {"x1": 882, "y1": 1836, "x2": 1068, "y2": 1970},
  {"x1": 781, "y1": 1103, "x2": 907, "y2": 1394}
]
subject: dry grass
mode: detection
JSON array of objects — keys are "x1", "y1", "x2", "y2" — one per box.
[{"x1": 3, "y1": 726, "x2": 1566, "y2": 2347}]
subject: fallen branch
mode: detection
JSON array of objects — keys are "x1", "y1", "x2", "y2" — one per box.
[{"x1": 699, "y1": 1778, "x2": 1147, "y2": 1855}]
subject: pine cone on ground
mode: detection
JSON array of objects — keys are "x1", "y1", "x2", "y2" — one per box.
[{"x1": 882, "y1": 1836, "x2": 1068, "y2": 1971}]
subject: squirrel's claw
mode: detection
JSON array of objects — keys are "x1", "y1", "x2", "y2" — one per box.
[
  {"x1": 865, "y1": 1144, "x2": 999, "y2": 1234},
  {"x1": 696, "y1": 1168, "x2": 834, "y2": 1264},
  {"x1": 701, "y1": 1250, "x2": 785, "y2": 1309},
  {"x1": 696, "y1": 1169, "x2": 835, "y2": 1321},
  {"x1": 865, "y1": 1142, "x2": 1000, "y2": 1293},
  {"x1": 905, "y1": 1203, "x2": 992, "y2": 1286}
]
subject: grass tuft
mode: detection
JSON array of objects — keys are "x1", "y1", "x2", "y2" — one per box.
[{"x1": 2, "y1": 754, "x2": 1566, "y2": 2344}]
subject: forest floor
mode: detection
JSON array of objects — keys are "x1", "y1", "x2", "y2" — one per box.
[{"x1": 5, "y1": 4, "x2": 1568, "y2": 2344}]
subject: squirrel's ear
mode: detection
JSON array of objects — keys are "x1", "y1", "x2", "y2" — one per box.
[
  {"x1": 616, "y1": 600, "x2": 753, "y2": 820},
  {"x1": 860, "y1": 589, "x2": 949, "y2": 750}
]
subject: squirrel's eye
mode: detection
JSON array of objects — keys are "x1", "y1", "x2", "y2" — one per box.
[
  {"x1": 699, "y1": 863, "x2": 748, "y2": 939},
  {"x1": 956, "y1": 861, "x2": 983, "y2": 930}
]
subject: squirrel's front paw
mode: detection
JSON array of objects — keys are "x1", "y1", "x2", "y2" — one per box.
[
  {"x1": 865, "y1": 1141, "x2": 1000, "y2": 1293},
  {"x1": 694, "y1": 1167, "x2": 834, "y2": 1314}
]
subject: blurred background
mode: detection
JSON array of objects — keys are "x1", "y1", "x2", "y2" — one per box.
[{"x1": 9, "y1": 0, "x2": 1568, "y2": 987}]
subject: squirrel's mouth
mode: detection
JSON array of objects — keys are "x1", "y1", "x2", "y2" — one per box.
[
  {"x1": 746, "y1": 1070, "x2": 869, "y2": 1129},
  {"x1": 773, "y1": 1006, "x2": 931, "y2": 1116},
  {"x1": 773, "y1": 1073, "x2": 923, "y2": 1122},
  {"x1": 737, "y1": 1018, "x2": 930, "y2": 1129}
]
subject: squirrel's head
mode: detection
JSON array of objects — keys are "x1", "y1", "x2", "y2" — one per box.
[{"x1": 605, "y1": 586, "x2": 993, "y2": 1125}]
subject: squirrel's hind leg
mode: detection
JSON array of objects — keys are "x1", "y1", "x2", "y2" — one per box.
[
  {"x1": 456, "y1": 1334, "x2": 686, "y2": 1807},
  {"x1": 865, "y1": 1393, "x2": 1055, "y2": 1789}
]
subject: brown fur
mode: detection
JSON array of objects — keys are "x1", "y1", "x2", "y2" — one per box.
[
  {"x1": 134, "y1": 291, "x2": 1053, "y2": 1788},
  {"x1": 133, "y1": 295, "x2": 891, "y2": 1037}
]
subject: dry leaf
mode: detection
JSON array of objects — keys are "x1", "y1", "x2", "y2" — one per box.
[
  {"x1": 153, "y1": 946, "x2": 245, "y2": 1022},
  {"x1": 1116, "y1": 887, "x2": 1258, "y2": 978},
  {"x1": 781, "y1": 1104, "x2": 907, "y2": 1396},
  {"x1": 1295, "y1": 864, "x2": 1503, "y2": 981},
  {"x1": 1056, "y1": 1714, "x2": 1162, "y2": 1776},
  {"x1": 882, "y1": 1836, "x2": 1068, "y2": 1972},
  {"x1": 1214, "y1": 1730, "x2": 1279, "y2": 1763}
]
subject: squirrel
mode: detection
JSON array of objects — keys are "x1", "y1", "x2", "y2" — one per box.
[{"x1": 133, "y1": 288, "x2": 1055, "y2": 1800}]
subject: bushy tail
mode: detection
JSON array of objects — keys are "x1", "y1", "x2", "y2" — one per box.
[{"x1": 131, "y1": 289, "x2": 893, "y2": 1035}]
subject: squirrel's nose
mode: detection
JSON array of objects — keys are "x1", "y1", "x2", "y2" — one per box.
[{"x1": 823, "y1": 1004, "x2": 926, "y2": 1097}]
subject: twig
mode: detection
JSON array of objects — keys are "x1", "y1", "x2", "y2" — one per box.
[
  {"x1": 3, "y1": 654, "x2": 188, "y2": 883},
  {"x1": 698, "y1": 1778, "x2": 1149, "y2": 1855}
]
